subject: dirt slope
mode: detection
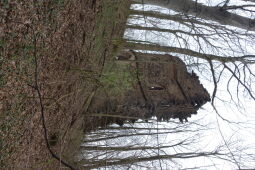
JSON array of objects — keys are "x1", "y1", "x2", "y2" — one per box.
[{"x1": 0, "y1": 0, "x2": 130, "y2": 169}]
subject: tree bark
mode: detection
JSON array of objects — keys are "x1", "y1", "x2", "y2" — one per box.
[
  {"x1": 82, "y1": 151, "x2": 220, "y2": 169},
  {"x1": 126, "y1": 24, "x2": 208, "y2": 36},
  {"x1": 81, "y1": 143, "x2": 182, "y2": 151},
  {"x1": 132, "y1": 0, "x2": 255, "y2": 31},
  {"x1": 242, "y1": 0, "x2": 255, "y2": 3},
  {"x1": 129, "y1": 10, "x2": 226, "y2": 29},
  {"x1": 125, "y1": 41, "x2": 254, "y2": 63}
]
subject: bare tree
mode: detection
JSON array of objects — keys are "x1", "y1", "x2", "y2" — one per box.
[
  {"x1": 125, "y1": 0, "x2": 255, "y2": 109},
  {"x1": 132, "y1": 0, "x2": 255, "y2": 31},
  {"x1": 77, "y1": 0, "x2": 255, "y2": 169},
  {"x1": 78, "y1": 119, "x2": 252, "y2": 169}
]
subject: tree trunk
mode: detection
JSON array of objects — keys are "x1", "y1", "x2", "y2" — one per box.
[
  {"x1": 82, "y1": 152, "x2": 219, "y2": 169},
  {"x1": 129, "y1": 10, "x2": 223, "y2": 29},
  {"x1": 126, "y1": 24, "x2": 206, "y2": 36},
  {"x1": 242, "y1": 0, "x2": 255, "y2": 2},
  {"x1": 132, "y1": 0, "x2": 255, "y2": 31},
  {"x1": 124, "y1": 41, "x2": 251, "y2": 62}
]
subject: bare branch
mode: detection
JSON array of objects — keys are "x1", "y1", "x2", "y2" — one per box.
[{"x1": 132, "y1": 0, "x2": 255, "y2": 31}]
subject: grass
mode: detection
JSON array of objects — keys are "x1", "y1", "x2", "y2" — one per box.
[
  {"x1": 92, "y1": 0, "x2": 134, "y2": 96},
  {"x1": 100, "y1": 62, "x2": 136, "y2": 96}
]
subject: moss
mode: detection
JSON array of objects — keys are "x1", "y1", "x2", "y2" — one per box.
[
  {"x1": 100, "y1": 61, "x2": 136, "y2": 96},
  {"x1": 112, "y1": 38, "x2": 126, "y2": 55}
]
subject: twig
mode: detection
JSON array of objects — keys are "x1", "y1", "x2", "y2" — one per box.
[{"x1": 31, "y1": 29, "x2": 77, "y2": 170}]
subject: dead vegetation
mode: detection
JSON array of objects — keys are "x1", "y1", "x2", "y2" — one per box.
[
  {"x1": 0, "y1": 0, "x2": 211, "y2": 168},
  {"x1": 0, "y1": 0, "x2": 131, "y2": 169},
  {"x1": 87, "y1": 51, "x2": 210, "y2": 127}
]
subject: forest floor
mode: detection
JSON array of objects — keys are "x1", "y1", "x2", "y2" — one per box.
[{"x1": 0, "y1": 0, "x2": 130, "y2": 169}]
